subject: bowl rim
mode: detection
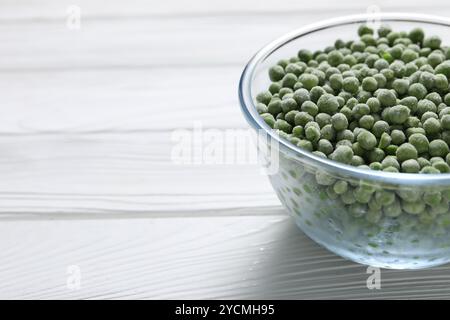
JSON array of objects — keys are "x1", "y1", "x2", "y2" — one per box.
[{"x1": 239, "y1": 12, "x2": 450, "y2": 185}]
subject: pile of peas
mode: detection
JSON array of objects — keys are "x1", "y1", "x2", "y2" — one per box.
[{"x1": 256, "y1": 24, "x2": 450, "y2": 174}]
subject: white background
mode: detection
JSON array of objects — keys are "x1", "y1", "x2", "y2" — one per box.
[{"x1": 1, "y1": 0, "x2": 450, "y2": 299}]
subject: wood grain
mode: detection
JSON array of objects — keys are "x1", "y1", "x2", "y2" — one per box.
[{"x1": 1, "y1": 216, "x2": 450, "y2": 300}]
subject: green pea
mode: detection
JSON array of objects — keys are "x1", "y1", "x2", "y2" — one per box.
[
  {"x1": 342, "y1": 76, "x2": 360, "y2": 94},
  {"x1": 333, "y1": 180, "x2": 348, "y2": 194},
  {"x1": 294, "y1": 111, "x2": 314, "y2": 126},
  {"x1": 401, "y1": 159, "x2": 420, "y2": 173},
  {"x1": 303, "y1": 126, "x2": 319, "y2": 144},
  {"x1": 391, "y1": 129, "x2": 406, "y2": 145},
  {"x1": 377, "y1": 89, "x2": 397, "y2": 107},
  {"x1": 299, "y1": 73, "x2": 319, "y2": 90},
  {"x1": 392, "y1": 78, "x2": 409, "y2": 95},
  {"x1": 331, "y1": 145, "x2": 354, "y2": 164},
  {"x1": 298, "y1": 49, "x2": 313, "y2": 62},
  {"x1": 357, "y1": 130, "x2": 377, "y2": 150},
  {"x1": 317, "y1": 93, "x2": 339, "y2": 114},
  {"x1": 396, "y1": 143, "x2": 418, "y2": 162},
  {"x1": 408, "y1": 27, "x2": 425, "y2": 44},
  {"x1": 429, "y1": 139, "x2": 450, "y2": 157},
  {"x1": 388, "y1": 105, "x2": 410, "y2": 124},
  {"x1": 331, "y1": 113, "x2": 348, "y2": 131},
  {"x1": 269, "y1": 65, "x2": 285, "y2": 81},
  {"x1": 378, "y1": 132, "x2": 392, "y2": 149},
  {"x1": 408, "y1": 83, "x2": 428, "y2": 99},
  {"x1": 297, "y1": 139, "x2": 313, "y2": 151}
]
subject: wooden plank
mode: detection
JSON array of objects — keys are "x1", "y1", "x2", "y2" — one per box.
[
  {"x1": 0, "y1": 133, "x2": 280, "y2": 215},
  {"x1": 1, "y1": 0, "x2": 450, "y2": 20},
  {"x1": 0, "y1": 68, "x2": 248, "y2": 133},
  {"x1": 0, "y1": 215, "x2": 449, "y2": 299}
]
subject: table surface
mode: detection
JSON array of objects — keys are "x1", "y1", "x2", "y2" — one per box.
[{"x1": 3, "y1": 0, "x2": 450, "y2": 299}]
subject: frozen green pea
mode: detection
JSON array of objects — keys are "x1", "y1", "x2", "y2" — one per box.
[
  {"x1": 385, "y1": 145, "x2": 398, "y2": 155},
  {"x1": 336, "y1": 129, "x2": 354, "y2": 142},
  {"x1": 294, "y1": 111, "x2": 313, "y2": 126},
  {"x1": 402, "y1": 200, "x2": 426, "y2": 215},
  {"x1": 269, "y1": 65, "x2": 285, "y2": 81},
  {"x1": 315, "y1": 170, "x2": 336, "y2": 186},
  {"x1": 372, "y1": 120, "x2": 390, "y2": 138},
  {"x1": 320, "y1": 124, "x2": 335, "y2": 140},
  {"x1": 256, "y1": 103, "x2": 268, "y2": 114},
  {"x1": 430, "y1": 156, "x2": 445, "y2": 164},
  {"x1": 331, "y1": 145, "x2": 354, "y2": 164},
  {"x1": 297, "y1": 139, "x2": 313, "y2": 151},
  {"x1": 420, "y1": 165, "x2": 441, "y2": 174},
  {"x1": 408, "y1": 133, "x2": 429, "y2": 154},
  {"x1": 299, "y1": 73, "x2": 319, "y2": 90},
  {"x1": 301, "y1": 101, "x2": 318, "y2": 116},
  {"x1": 305, "y1": 125, "x2": 320, "y2": 142},
  {"x1": 435, "y1": 61, "x2": 450, "y2": 78},
  {"x1": 433, "y1": 161, "x2": 450, "y2": 173},
  {"x1": 408, "y1": 27, "x2": 425, "y2": 44},
  {"x1": 351, "y1": 155, "x2": 365, "y2": 166},
  {"x1": 317, "y1": 93, "x2": 339, "y2": 114},
  {"x1": 421, "y1": 111, "x2": 438, "y2": 123},
  {"x1": 317, "y1": 139, "x2": 333, "y2": 155},
  {"x1": 361, "y1": 76, "x2": 378, "y2": 92},
  {"x1": 278, "y1": 87, "x2": 293, "y2": 98},
  {"x1": 327, "y1": 50, "x2": 344, "y2": 67},
  {"x1": 383, "y1": 166, "x2": 399, "y2": 172},
  {"x1": 423, "y1": 117, "x2": 441, "y2": 135},
  {"x1": 388, "y1": 105, "x2": 410, "y2": 124},
  {"x1": 281, "y1": 73, "x2": 298, "y2": 89},
  {"x1": 285, "y1": 63, "x2": 305, "y2": 76},
  {"x1": 441, "y1": 115, "x2": 450, "y2": 130},
  {"x1": 331, "y1": 113, "x2": 348, "y2": 131},
  {"x1": 274, "y1": 119, "x2": 292, "y2": 133},
  {"x1": 336, "y1": 139, "x2": 353, "y2": 148},
  {"x1": 354, "y1": 187, "x2": 372, "y2": 204},
  {"x1": 391, "y1": 129, "x2": 406, "y2": 145},
  {"x1": 419, "y1": 71, "x2": 435, "y2": 90},
  {"x1": 298, "y1": 49, "x2": 313, "y2": 62},
  {"x1": 408, "y1": 83, "x2": 428, "y2": 100},
  {"x1": 368, "y1": 148, "x2": 385, "y2": 163},
  {"x1": 260, "y1": 113, "x2": 276, "y2": 128},
  {"x1": 378, "y1": 132, "x2": 391, "y2": 149},
  {"x1": 341, "y1": 189, "x2": 356, "y2": 205},
  {"x1": 358, "y1": 115, "x2": 374, "y2": 130},
  {"x1": 366, "y1": 97, "x2": 381, "y2": 113},
  {"x1": 417, "y1": 157, "x2": 431, "y2": 168},
  {"x1": 280, "y1": 97, "x2": 298, "y2": 113},
  {"x1": 284, "y1": 110, "x2": 299, "y2": 125},
  {"x1": 369, "y1": 162, "x2": 382, "y2": 170},
  {"x1": 333, "y1": 180, "x2": 348, "y2": 194},
  {"x1": 423, "y1": 35, "x2": 442, "y2": 49},
  {"x1": 396, "y1": 143, "x2": 418, "y2": 162},
  {"x1": 293, "y1": 88, "x2": 311, "y2": 106},
  {"x1": 256, "y1": 90, "x2": 272, "y2": 105},
  {"x1": 352, "y1": 103, "x2": 370, "y2": 118},
  {"x1": 377, "y1": 89, "x2": 397, "y2": 107},
  {"x1": 357, "y1": 130, "x2": 377, "y2": 150},
  {"x1": 342, "y1": 76, "x2": 360, "y2": 94},
  {"x1": 429, "y1": 139, "x2": 450, "y2": 157},
  {"x1": 292, "y1": 125, "x2": 304, "y2": 138},
  {"x1": 309, "y1": 86, "x2": 325, "y2": 102},
  {"x1": 392, "y1": 78, "x2": 409, "y2": 95},
  {"x1": 329, "y1": 73, "x2": 343, "y2": 91},
  {"x1": 381, "y1": 156, "x2": 400, "y2": 170},
  {"x1": 401, "y1": 159, "x2": 420, "y2": 173},
  {"x1": 315, "y1": 112, "x2": 331, "y2": 128},
  {"x1": 399, "y1": 96, "x2": 418, "y2": 113}
]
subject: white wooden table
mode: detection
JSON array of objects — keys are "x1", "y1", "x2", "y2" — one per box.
[{"x1": 2, "y1": 0, "x2": 450, "y2": 299}]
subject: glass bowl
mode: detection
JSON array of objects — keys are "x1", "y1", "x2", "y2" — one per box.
[{"x1": 239, "y1": 13, "x2": 450, "y2": 269}]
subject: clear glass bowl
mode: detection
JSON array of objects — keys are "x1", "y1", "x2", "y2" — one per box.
[{"x1": 239, "y1": 13, "x2": 450, "y2": 269}]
